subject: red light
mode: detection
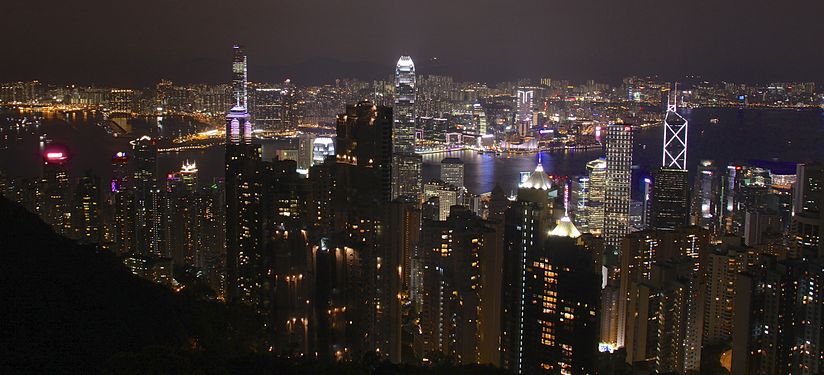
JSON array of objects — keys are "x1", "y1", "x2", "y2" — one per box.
[
  {"x1": 45, "y1": 152, "x2": 67, "y2": 161},
  {"x1": 623, "y1": 126, "x2": 632, "y2": 132},
  {"x1": 735, "y1": 166, "x2": 742, "y2": 171}
]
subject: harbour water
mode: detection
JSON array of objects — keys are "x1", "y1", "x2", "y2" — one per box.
[{"x1": 2, "y1": 108, "x2": 824, "y2": 196}]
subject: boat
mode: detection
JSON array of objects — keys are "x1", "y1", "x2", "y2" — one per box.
[{"x1": 709, "y1": 118, "x2": 720, "y2": 124}]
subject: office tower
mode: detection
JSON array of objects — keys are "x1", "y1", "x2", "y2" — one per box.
[
  {"x1": 516, "y1": 89, "x2": 534, "y2": 136},
  {"x1": 418, "y1": 207, "x2": 492, "y2": 364},
  {"x1": 650, "y1": 167, "x2": 690, "y2": 229},
  {"x1": 130, "y1": 136, "x2": 157, "y2": 255},
  {"x1": 662, "y1": 94, "x2": 688, "y2": 170},
  {"x1": 440, "y1": 157, "x2": 464, "y2": 189},
  {"x1": 232, "y1": 44, "x2": 247, "y2": 107},
  {"x1": 39, "y1": 149, "x2": 72, "y2": 236},
  {"x1": 732, "y1": 257, "x2": 824, "y2": 375},
  {"x1": 602, "y1": 124, "x2": 632, "y2": 347},
  {"x1": 501, "y1": 162, "x2": 562, "y2": 372},
  {"x1": 574, "y1": 158, "x2": 606, "y2": 234},
  {"x1": 651, "y1": 98, "x2": 690, "y2": 230},
  {"x1": 225, "y1": 44, "x2": 264, "y2": 305},
  {"x1": 393, "y1": 56, "x2": 416, "y2": 154},
  {"x1": 333, "y1": 101, "x2": 400, "y2": 361},
  {"x1": 392, "y1": 56, "x2": 422, "y2": 201},
  {"x1": 722, "y1": 165, "x2": 773, "y2": 236},
  {"x1": 604, "y1": 124, "x2": 633, "y2": 257},
  {"x1": 199, "y1": 182, "x2": 225, "y2": 296},
  {"x1": 691, "y1": 160, "x2": 723, "y2": 234},
  {"x1": 641, "y1": 177, "x2": 652, "y2": 228},
  {"x1": 73, "y1": 172, "x2": 101, "y2": 244},
  {"x1": 789, "y1": 162, "x2": 823, "y2": 259}
]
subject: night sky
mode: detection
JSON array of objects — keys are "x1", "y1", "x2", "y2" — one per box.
[{"x1": 3, "y1": 0, "x2": 823, "y2": 86}]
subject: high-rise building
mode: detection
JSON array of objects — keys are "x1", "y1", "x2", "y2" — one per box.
[
  {"x1": 501, "y1": 162, "x2": 566, "y2": 373},
  {"x1": 232, "y1": 44, "x2": 247, "y2": 107},
  {"x1": 393, "y1": 56, "x2": 416, "y2": 154},
  {"x1": 418, "y1": 206, "x2": 492, "y2": 364},
  {"x1": 332, "y1": 101, "x2": 400, "y2": 361},
  {"x1": 130, "y1": 136, "x2": 157, "y2": 255},
  {"x1": 39, "y1": 149, "x2": 72, "y2": 236},
  {"x1": 604, "y1": 124, "x2": 633, "y2": 257},
  {"x1": 662, "y1": 94, "x2": 688, "y2": 170},
  {"x1": 440, "y1": 157, "x2": 464, "y2": 189},
  {"x1": 650, "y1": 167, "x2": 690, "y2": 229},
  {"x1": 73, "y1": 173, "x2": 101, "y2": 244},
  {"x1": 392, "y1": 56, "x2": 422, "y2": 201},
  {"x1": 573, "y1": 158, "x2": 606, "y2": 234},
  {"x1": 691, "y1": 160, "x2": 723, "y2": 234}
]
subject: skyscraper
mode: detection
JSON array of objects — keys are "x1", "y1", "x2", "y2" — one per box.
[
  {"x1": 662, "y1": 93, "x2": 688, "y2": 170},
  {"x1": 130, "y1": 136, "x2": 157, "y2": 255},
  {"x1": 691, "y1": 160, "x2": 723, "y2": 234},
  {"x1": 232, "y1": 44, "x2": 247, "y2": 107},
  {"x1": 392, "y1": 56, "x2": 422, "y2": 201},
  {"x1": 225, "y1": 45, "x2": 265, "y2": 306},
  {"x1": 650, "y1": 97, "x2": 691, "y2": 230},
  {"x1": 604, "y1": 124, "x2": 633, "y2": 257},
  {"x1": 39, "y1": 149, "x2": 72, "y2": 236},
  {"x1": 650, "y1": 167, "x2": 690, "y2": 229},
  {"x1": 602, "y1": 123, "x2": 633, "y2": 347},
  {"x1": 333, "y1": 101, "x2": 400, "y2": 361},
  {"x1": 394, "y1": 56, "x2": 416, "y2": 154}
]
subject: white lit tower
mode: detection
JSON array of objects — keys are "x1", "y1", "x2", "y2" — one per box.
[
  {"x1": 394, "y1": 56, "x2": 416, "y2": 153},
  {"x1": 392, "y1": 56, "x2": 422, "y2": 201},
  {"x1": 651, "y1": 90, "x2": 690, "y2": 229},
  {"x1": 662, "y1": 90, "x2": 688, "y2": 169}
]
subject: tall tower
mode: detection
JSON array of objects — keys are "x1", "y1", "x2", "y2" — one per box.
[
  {"x1": 604, "y1": 124, "x2": 633, "y2": 257},
  {"x1": 225, "y1": 45, "x2": 264, "y2": 305},
  {"x1": 394, "y1": 56, "x2": 416, "y2": 154},
  {"x1": 662, "y1": 90, "x2": 688, "y2": 169},
  {"x1": 602, "y1": 123, "x2": 633, "y2": 348},
  {"x1": 516, "y1": 89, "x2": 534, "y2": 136},
  {"x1": 392, "y1": 56, "x2": 422, "y2": 201},
  {"x1": 652, "y1": 92, "x2": 690, "y2": 229},
  {"x1": 232, "y1": 44, "x2": 248, "y2": 108}
]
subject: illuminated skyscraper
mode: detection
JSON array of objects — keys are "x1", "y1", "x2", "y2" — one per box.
[
  {"x1": 789, "y1": 162, "x2": 824, "y2": 259},
  {"x1": 602, "y1": 124, "x2": 633, "y2": 348},
  {"x1": 74, "y1": 173, "x2": 101, "y2": 245},
  {"x1": 691, "y1": 160, "x2": 723, "y2": 234},
  {"x1": 232, "y1": 44, "x2": 247, "y2": 107},
  {"x1": 394, "y1": 56, "x2": 416, "y2": 154},
  {"x1": 662, "y1": 93, "x2": 688, "y2": 170},
  {"x1": 392, "y1": 56, "x2": 422, "y2": 201},
  {"x1": 604, "y1": 124, "x2": 633, "y2": 257},
  {"x1": 130, "y1": 136, "x2": 159, "y2": 255},
  {"x1": 39, "y1": 149, "x2": 72, "y2": 236},
  {"x1": 225, "y1": 45, "x2": 264, "y2": 306}
]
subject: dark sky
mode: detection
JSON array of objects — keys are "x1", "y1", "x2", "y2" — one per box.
[{"x1": 3, "y1": 0, "x2": 823, "y2": 86}]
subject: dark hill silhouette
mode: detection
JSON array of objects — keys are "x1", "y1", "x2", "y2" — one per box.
[{"x1": 0, "y1": 196, "x2": 508, "y2": 374}]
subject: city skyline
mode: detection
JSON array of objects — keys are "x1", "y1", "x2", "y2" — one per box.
[{"x1": 3, "y1": 7, "x2": 824, "y2": 370}]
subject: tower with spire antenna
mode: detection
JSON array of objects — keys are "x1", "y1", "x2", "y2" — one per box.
[{"x1": 662, "y1": 84, "x2": 688, "y2": 170}]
